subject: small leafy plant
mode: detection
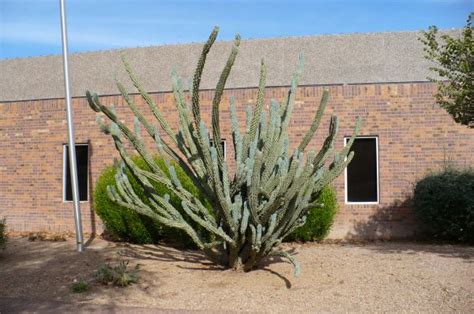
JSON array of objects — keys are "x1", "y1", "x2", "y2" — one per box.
[
  {"x1": 420, "y1": 13, "x2": 474, "y2": 127},
  {"x1": 94, "y1": 260, "x2": 140, "y2": 287},
  {"x1": 71, "y1": 279, "x2": 91, "y2": 293},
  {"x1": 28, "y1": 232, "x2": 67, "y2": 242}
]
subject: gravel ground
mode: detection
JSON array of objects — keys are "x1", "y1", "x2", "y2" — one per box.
[{"x1": 0, "y1": 237, "x2": 472, "y2": 313}]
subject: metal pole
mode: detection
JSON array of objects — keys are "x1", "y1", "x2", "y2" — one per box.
[{"x1": 60, "y1": 0, "x2": 84, "y2": 252}]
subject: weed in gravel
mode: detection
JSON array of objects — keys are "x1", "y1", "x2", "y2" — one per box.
[
  {"x1": 94, "y1": 260, "x2": 139, "y2": 287},
  {"x1": 71, "y1": 279, "x2": 91, "y2": 293},
  {"x1": 28, "y1": 232, "x2": 67, "y2": 242}
]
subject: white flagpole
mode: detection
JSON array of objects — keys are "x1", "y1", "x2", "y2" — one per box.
[{"x1": 59, "y1": 0, "x2": 84, "y2": 252}]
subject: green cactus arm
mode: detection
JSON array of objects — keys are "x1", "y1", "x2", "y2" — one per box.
[
  {"x1": 212, "y1": 34, "x2": 241, "y2": 166},
  {"x1": 181, "y1": 201, "x2": 234, "y2": 243},
  {"x1": 107, "y1": 171, "x2": 208, "y2": 250},
  {"x1": 202, "y1": 128, "x2": 236, "y2": 233},
  {"x1": 115, "y1": 64, "x2": 206, "y2": 182},
  {"x1": 270, "y1": 155, "x2": 311, "y2": 228},
  {"x1": 313, "y1": 151, "x2": 355, "y2": 193},
  {"x1": 280, "y1": 153, "x2": 317, "y2": 207},
  {"x1": 229, "y1": 97, "x2": 242, "y2": 166},
  {"x1": 258, "y1": 149, "x2": 302, "y2": 222},
  {"x1": 170, "y1": 71, "x2": 198, "y2": 155},
  {"x1": 98, "y1": 101, "x2": 211, "y2": 207},
  {"x1": 269, "y1": 250, "x2": 301, "y2": 277},
  {"x1": 112, "y1": 138, "x2": 187, "y2": 219},
  {"x1": 191, "y1": 26, "x2": 219, "y2": 128},
  {"x1": 297, "y1": 89, "x2": 329, "y2": 152},
  {"x1": 311, "y1": 115, "x2": 339, "y2": 171},
  {"x1": 278, "y1": 214, "x2": 308, "y2": 241},
  {"x1": 248, "y1": 149, "x2": 263, "y2": 224},
  {"x1": 170, "y1": 70, "x2": 208, "y2": 180},
  {"x1": 115, "y1": 161, "x2": 222, "y2": 251},
  {"x1": 107, "y1": 185, "x2": 179, "y2": 228},
  {"x1": 231, "y1": 64, "x2": 268, "y2": 196},
  {"x1": 121, "y1": 55, "x2": 178, "y2": 146},
  {"x1": 153, "y1": 125, "x2": 214, "y2": 204},
  {"x1": 259, "y1": 55, "x2": 303, "y2": 185},
  {"x1": 86, "y1": 94, "x2": 164, "y2": 176},
  {"x1": 261, "y1": 213, "x2": 277, "y2": 242},
  {"x1": 241, "y1": 60, "x2": 267, "y2": 159},
  {"x1": 115, "y1": 80, "x2": 155, "y2": 139},
  {"x1": 334, "y1": 116, "x2": 363, "y2": 161},
  {"x1": 279, "y1": 53, "x2": 304, "y2": 132},
  {"x1": 279, "y1": 177, "x2": 316, "y2": 234},
  {"x1": 89, "y1": 90, "x2": 213, "y2": 204},
  {"x1": 113, "y1": 161, "x2": 177, "y2": 220},
  {"x1": 111, "y1": 130, "x2": 218, "y2": 227}
]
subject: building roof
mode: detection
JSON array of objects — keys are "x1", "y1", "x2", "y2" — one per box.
[{"x1": 0, "y1": 30, "x2": 457, "y2": 102}]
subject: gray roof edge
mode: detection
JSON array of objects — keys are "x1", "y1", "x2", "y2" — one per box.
[{"x1": 0, "y1": 29, "x2": 460, "y2": 102}]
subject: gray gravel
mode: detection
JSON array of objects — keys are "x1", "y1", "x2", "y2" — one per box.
[{"x1": 0, "y1": 238, "x2": 472, "y2": 313}]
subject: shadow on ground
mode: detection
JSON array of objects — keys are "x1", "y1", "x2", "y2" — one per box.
[
  {"x1": 117, "y1": 243, "x2": 223, "y2": 270},
  {"x1": 118, "y1": 243, "x2": 295, "y2": 287},
  {"x1": 0, "y1": 238, "x2": 138, "y2": 307},
  {"x1": 344, "y1": 198, "x2": 473, "y2": 263},
  {"x1": 0, "y1": 297, "x2": 172, "y2": 313}
]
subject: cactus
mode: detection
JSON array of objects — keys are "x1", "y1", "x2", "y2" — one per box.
[{"x1": 87, "y1": 27, "x2": 361, "y2": 276}]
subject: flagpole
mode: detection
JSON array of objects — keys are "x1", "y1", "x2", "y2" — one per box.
[{"x1": 59, "y1": 0, "x2": 84, "y2": 252}]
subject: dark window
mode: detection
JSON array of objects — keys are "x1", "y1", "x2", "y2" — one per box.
[
  {"x1": 345, "y1": 137, "x2": 378, "y2": 203},
  {"x1": 64, "y1": 144, "x2": 89, "y2": 201}
]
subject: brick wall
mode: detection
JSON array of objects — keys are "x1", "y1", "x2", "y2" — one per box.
[{"x1": 0, "y1": 82, "x2": 472, "y2": 239}]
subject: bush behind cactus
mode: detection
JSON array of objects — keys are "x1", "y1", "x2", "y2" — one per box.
[
  {"x1": 284, "y1": 186, "x2": 337, "y2": 242},
  {"x1": 96, "y1": 161, "x2": 337, "y2": 245},
  {"x1": 94, "y1": 156, "x2": 210, "y2": 247}
]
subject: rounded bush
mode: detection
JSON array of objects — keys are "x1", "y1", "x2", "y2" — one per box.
[
  {"x1": 94, "y1": 156, "x2": 209, "y2": 247},
  {"x1": 285, "y1": 186, "x2": 338, "y2": 242},
  {"x1": 413, "y1": 170, "x2": 474, "y2": 243}
]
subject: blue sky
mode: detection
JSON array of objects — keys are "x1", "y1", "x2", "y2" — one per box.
[{"x1": 0, "y1": 0, "x2": 472, "y2": 59}]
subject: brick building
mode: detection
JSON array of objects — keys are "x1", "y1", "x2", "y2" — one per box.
[{"x1": 0, "y1": 30, "x2": 472, "y2": 239}]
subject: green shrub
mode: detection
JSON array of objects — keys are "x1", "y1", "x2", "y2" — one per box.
[
  {"x1": 71, "y1": 279, "x2": 91, "y2": 293},
  {"x1": 413, "y1": 169, "x2": 474, "y2": 243},
  {"x1": 94, "y1": 260, "x2": 139, "y2": 287},
  {"x1": 284, "y1": 186, "x2": 338, "y2": 242},
  {"x1": 94, "y1": 156, "x2": 209, "y2": 247},
  {"x1": 0, "y1": 218, "x2": 7, "y2": 250}
]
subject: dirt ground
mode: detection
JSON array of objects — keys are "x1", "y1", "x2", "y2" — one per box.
[{"x1": 0, "y1": 237, "x2": 472, "y2": 313}]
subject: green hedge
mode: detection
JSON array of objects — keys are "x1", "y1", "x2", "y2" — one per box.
[
  {"x1": 285, "y1": 186, "x2": 338, "y2": 242},
  {"x1": 94, "y1": 156, "x2": 210, "y2": 247},
  {"x1": 413, "y1": 169, "x2": 474, "y2": 243},
  {"x1": 96, "y1": 157, "x2": 338, "y2": 245}
]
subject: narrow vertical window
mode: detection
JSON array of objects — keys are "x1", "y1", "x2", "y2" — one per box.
[
  {"x1": 345, "y1": 137, "x2": 379, "y2": 203},
  {"x1": 63, "y1": 144, "x2": 89, "y2": 201}
]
